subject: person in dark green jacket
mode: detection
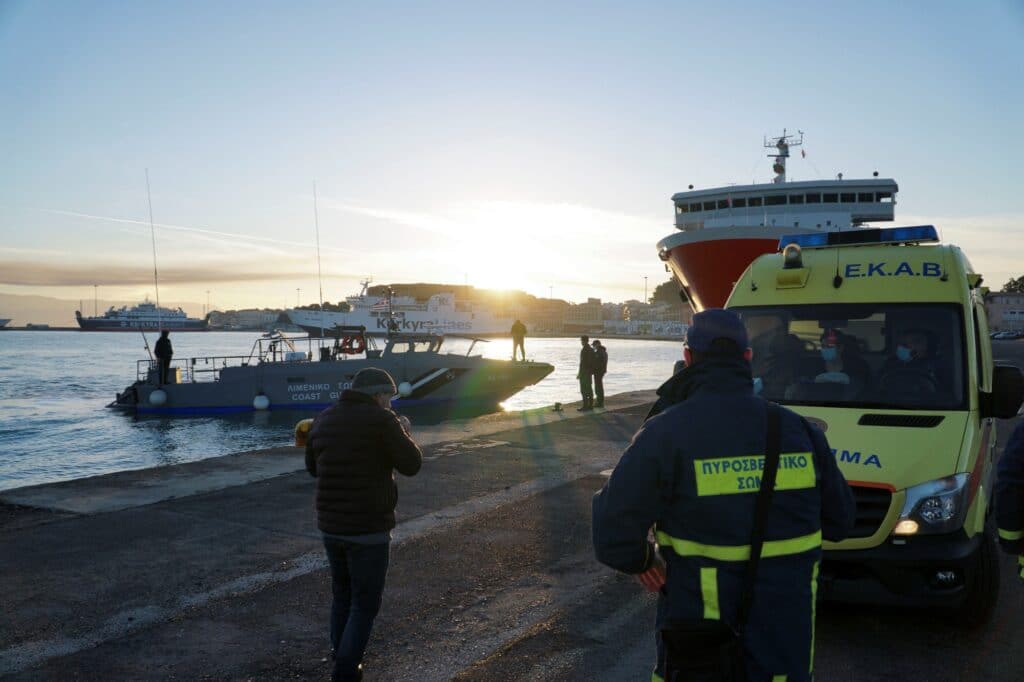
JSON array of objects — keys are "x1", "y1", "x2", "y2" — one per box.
[
  {"x1": 592, "y1": 308, "x2": 855, "y2": 681},
  {"x1": 306, "y1": 368, "x2": 422, "y2": 682}
]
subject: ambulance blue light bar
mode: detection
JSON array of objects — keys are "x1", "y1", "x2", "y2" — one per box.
[{"x1": 777, "y1": 225, "x2": 939, "y2": 250}]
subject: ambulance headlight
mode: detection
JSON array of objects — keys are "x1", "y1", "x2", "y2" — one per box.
[{"x1": 896, "y1": 473, "x2": 970, "y2": 535}]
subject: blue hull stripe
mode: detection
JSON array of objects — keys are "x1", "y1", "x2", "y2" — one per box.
[{"x1": 134, "y1": 395, "x2": 501, "y2": 416}]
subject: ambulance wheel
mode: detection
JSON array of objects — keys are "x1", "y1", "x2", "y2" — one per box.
[{"x1": 955, "y1": 526, "x2": 1000, "y2": 629}]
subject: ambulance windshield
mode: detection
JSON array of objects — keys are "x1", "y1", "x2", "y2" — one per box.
[{"x1": 736, "y1": 303, "x2": 966, "y2": 410}]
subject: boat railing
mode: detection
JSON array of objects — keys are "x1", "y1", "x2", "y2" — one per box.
[{"x1": 134, "y1": 330, "x2": 380, "y2": 384}]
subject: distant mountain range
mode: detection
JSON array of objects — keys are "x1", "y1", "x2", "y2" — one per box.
[{"x1": 0, "y1": 293, "x2": 204, "y2": 327}]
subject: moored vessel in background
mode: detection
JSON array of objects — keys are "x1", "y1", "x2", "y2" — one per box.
[
  {"x1": 76, "y1": 299, "x2": 208, "y2": 331},
  {"x1": 0, "y1": 318, "x2": 10, "y2": 328},
  {"x1": 286, "y1": 280, "x2": 514, "y2": 337},
  {"x1": 657, "y1": 131, "x2": 899, "y2": 311}
]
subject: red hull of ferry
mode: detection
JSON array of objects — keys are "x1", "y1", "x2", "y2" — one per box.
[{"x1": 663, "y1": 238, "x2": 779, "y2": 311}]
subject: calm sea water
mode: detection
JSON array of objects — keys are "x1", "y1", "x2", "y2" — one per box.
[{"x1": 0, "y1": 331, "x2": 682, "y2": 491}]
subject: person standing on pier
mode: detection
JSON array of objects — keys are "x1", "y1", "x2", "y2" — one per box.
[
  {"x1": 154, "y1": 329, "x2": 173, "y2": 385},
  {"x1": 511, "y1": 319, "x2": 527, "y2": 361},
  {"x1": 577, "y1": 335, "x2": 596, "y2": 411},
  {"x1": 996, "y1": 419, "x2": 1024, "y2": 583},
  {"x1": 305, "y1": 368, "x2": 423, "y2": 682},
  {"x1": 592, "y1": 308, "x2": 854, "y2": 682},
  {"x1": 591, "y1": 339, "x2": 608, "y2": 408}
]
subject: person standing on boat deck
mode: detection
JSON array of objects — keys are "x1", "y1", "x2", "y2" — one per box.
[
  {"x1": 577, "y1": 335, "x2": 596, "y2": 411},
  {"x1": 511, "y1": 319, "x2": 527, "y2": 361},
  {"x1": 591, "y1": 339, "x2": 608, "y2": 408},
  {"x1": 154, "y1": 329, "x2": 173, "y2": 385},
  {"x1": 305, "y1": 367, "x2": 422, "y2": 682}
]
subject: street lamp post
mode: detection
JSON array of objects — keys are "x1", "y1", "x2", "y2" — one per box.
[
  {"x1": 93, "y1": 284, "x2": 98, "y2": 317},
  {"x1": 644, "y1": 276, "x2": 648, "y2": 303},
  {"x1": 205, "y1": 290, "x2": 210, "y2": 316},
  {"x1": 296, "y1": 288, "x2": 301, "y2": 308}
]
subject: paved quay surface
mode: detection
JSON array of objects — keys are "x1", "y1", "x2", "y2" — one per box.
[{"x1": 3, "y1": 364, "x2": 1024, "y2": 680}]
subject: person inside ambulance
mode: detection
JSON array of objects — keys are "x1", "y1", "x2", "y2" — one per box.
[
  {"x1": 761, "y1": 332, "x2": 808, "y2": 396},
  {"x1": 813, "y1": 328, "x2": 871, "y2": 394},
  {"x1": 879, "y1": 327, "x2": 944, "y2": 400}
]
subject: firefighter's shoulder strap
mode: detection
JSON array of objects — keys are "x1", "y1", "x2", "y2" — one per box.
[{"x1": 735, "y1": 401, "x2": 782, "y2": 634}]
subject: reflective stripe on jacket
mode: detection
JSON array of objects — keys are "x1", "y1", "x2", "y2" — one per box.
[{"x1": 592, "y1": 359, "x2": 855, "y2": 682}]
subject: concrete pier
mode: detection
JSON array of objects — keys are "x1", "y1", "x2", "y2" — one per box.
[{"x1": 2, "y1": 390, "x2": 1023, "y2": 681}]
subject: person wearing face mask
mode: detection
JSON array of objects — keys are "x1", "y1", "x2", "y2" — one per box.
[
  {"x1": 879, "y1": 328, "x2": 943, "y2": 398},
  {"x1": 814, "y1": 329, "x2": 850, "y2": 385},
  {"x1": 883, "y1": 329, "x2": 938, "y2": 376},
  {"x1": 814, "y1": 329, "x2": 871, "y2": 391}
]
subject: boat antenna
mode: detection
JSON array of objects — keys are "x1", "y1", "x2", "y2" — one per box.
[
  {"x1": 141, "y1": 168, "x2": 160, "y2": 359},
  {"x1": 313, "y1": 180, "x2": 325, "y2": 338},
  {"x1": 764, "y1": 129, "x2": 803, "y2": 184}
]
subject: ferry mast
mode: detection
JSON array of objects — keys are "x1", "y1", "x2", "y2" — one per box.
[{"x1": 764, "y1": 129, "x2": 803, "y2": 184}]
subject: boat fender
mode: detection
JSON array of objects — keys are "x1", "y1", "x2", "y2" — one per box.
[
  {"x1": 398, "y1": 381, "x2": 413, "y2": 397},
  {"x1": 253, "y1": 394, "x2": 270, "y2": 411},
  {"x1": 294, "y1": 418, "x2": 314, "y2": 447},
  {"x1": 149, "y1": 389, "x2": 167, "y2": 406}
]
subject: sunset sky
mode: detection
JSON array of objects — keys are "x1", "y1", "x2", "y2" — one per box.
[{"x1": 1, "y1": 1, "x2": 1022, "y2": 316}]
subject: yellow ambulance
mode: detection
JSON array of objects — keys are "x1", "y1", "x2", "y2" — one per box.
[{"x1": 727, "y1": 225, "x2": 1024, "y2": 624}]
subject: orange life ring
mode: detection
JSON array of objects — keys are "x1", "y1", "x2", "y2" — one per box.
[{"x1": 339, "y1": 335, "x2": 366, "y2": 355}]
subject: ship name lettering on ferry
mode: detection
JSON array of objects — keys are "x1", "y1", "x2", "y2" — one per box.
[{"x1": 375, "y1": 318, "x2": 469, "y2": 332}]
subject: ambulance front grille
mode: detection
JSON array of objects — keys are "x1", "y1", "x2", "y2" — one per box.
[{"x1": 848, "y1": 486, "x2": 892, "y2": 538}]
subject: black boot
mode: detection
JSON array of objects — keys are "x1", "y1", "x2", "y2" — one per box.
[{"x1": 594, "y1": 399, "x2": 604, "y2": 408}]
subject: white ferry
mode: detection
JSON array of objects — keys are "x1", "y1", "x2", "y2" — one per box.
[
  {"x1": 286, "y1": 281, "x2": 514, "y2": 336},
  {"x1": 76, "y1": 299, "x2": 208, "y2": 331}
]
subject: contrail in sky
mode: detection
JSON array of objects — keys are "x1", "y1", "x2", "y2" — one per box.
[
  {"x1": 41, "y1": 208, "x2": 362, "y2": 256},
  {"x1": 0, "y1": 261, "x2": 333, "y2": 286}
]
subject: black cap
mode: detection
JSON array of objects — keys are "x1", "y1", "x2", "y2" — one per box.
[
  {"x1": 351, "y1": 367, "x2": 397, "y2": 396},
  {"x1": 685, "y1": 308, "x2": 748, "y2": 352}
]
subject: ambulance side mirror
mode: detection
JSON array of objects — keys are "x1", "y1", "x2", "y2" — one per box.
[{"x1": 982, "y1": 365, "x2": 1024, "y2": 419}]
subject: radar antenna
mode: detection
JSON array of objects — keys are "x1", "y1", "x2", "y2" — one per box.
[{"x1": 764, "y1": 129, "x2": 804, "y2": 184}]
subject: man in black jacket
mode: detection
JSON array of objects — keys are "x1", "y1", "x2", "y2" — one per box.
[
  {"x1": 306, "y1": 368, "x2": 422, "y2": 682},
  {"x1": 577, "y1": 335, "x2": 596, "y2": 411},
  {"x1": 154, "y1": 330, "x2": 173, "y2": 385},
  {"x1": 511, "y1": 319, "x2": 527, "y2": 361},
  {"x1": 591, "y1": 339, "x2": 608, "y2": 408}
]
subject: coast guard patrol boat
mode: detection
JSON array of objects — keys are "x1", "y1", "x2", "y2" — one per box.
[{"x1": 110, "y1": 325, "x2": 553, "y2": 421}]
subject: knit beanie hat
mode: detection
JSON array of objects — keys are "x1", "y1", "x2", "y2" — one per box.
[{"x1": 351, "y1": 367, "x2": 398, "y2": 396}]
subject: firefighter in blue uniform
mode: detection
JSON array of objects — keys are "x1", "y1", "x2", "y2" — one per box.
[
  {"x1": 592, "y1": 308, "x2": 855, "y2": 681},
  {"x1": 996, "y1": 420, "x2": 1024, "y2": 581}
]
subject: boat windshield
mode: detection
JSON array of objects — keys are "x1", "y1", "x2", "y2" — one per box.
[
  {"x1": 733, "y1": 303, "x2": 967, "y2": 410},
  {"x1": 386, "y1": 338, "x2": 442, "y2": 354}
]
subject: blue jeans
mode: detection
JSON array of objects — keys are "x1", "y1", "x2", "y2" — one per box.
[{"x1": 323, "y1": 537, "x2": 390, "y2": 682}]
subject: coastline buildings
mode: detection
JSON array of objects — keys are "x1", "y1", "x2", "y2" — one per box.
[
  {"x1": 206, "y1": 285, "x2": 691, "y2": 336},
  {"x1": 985, "y1": 292, "x2": 1024, "y2": 332},
  {"x1": 208, "y1": 309, "x2": 292, "y2": 331}
]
